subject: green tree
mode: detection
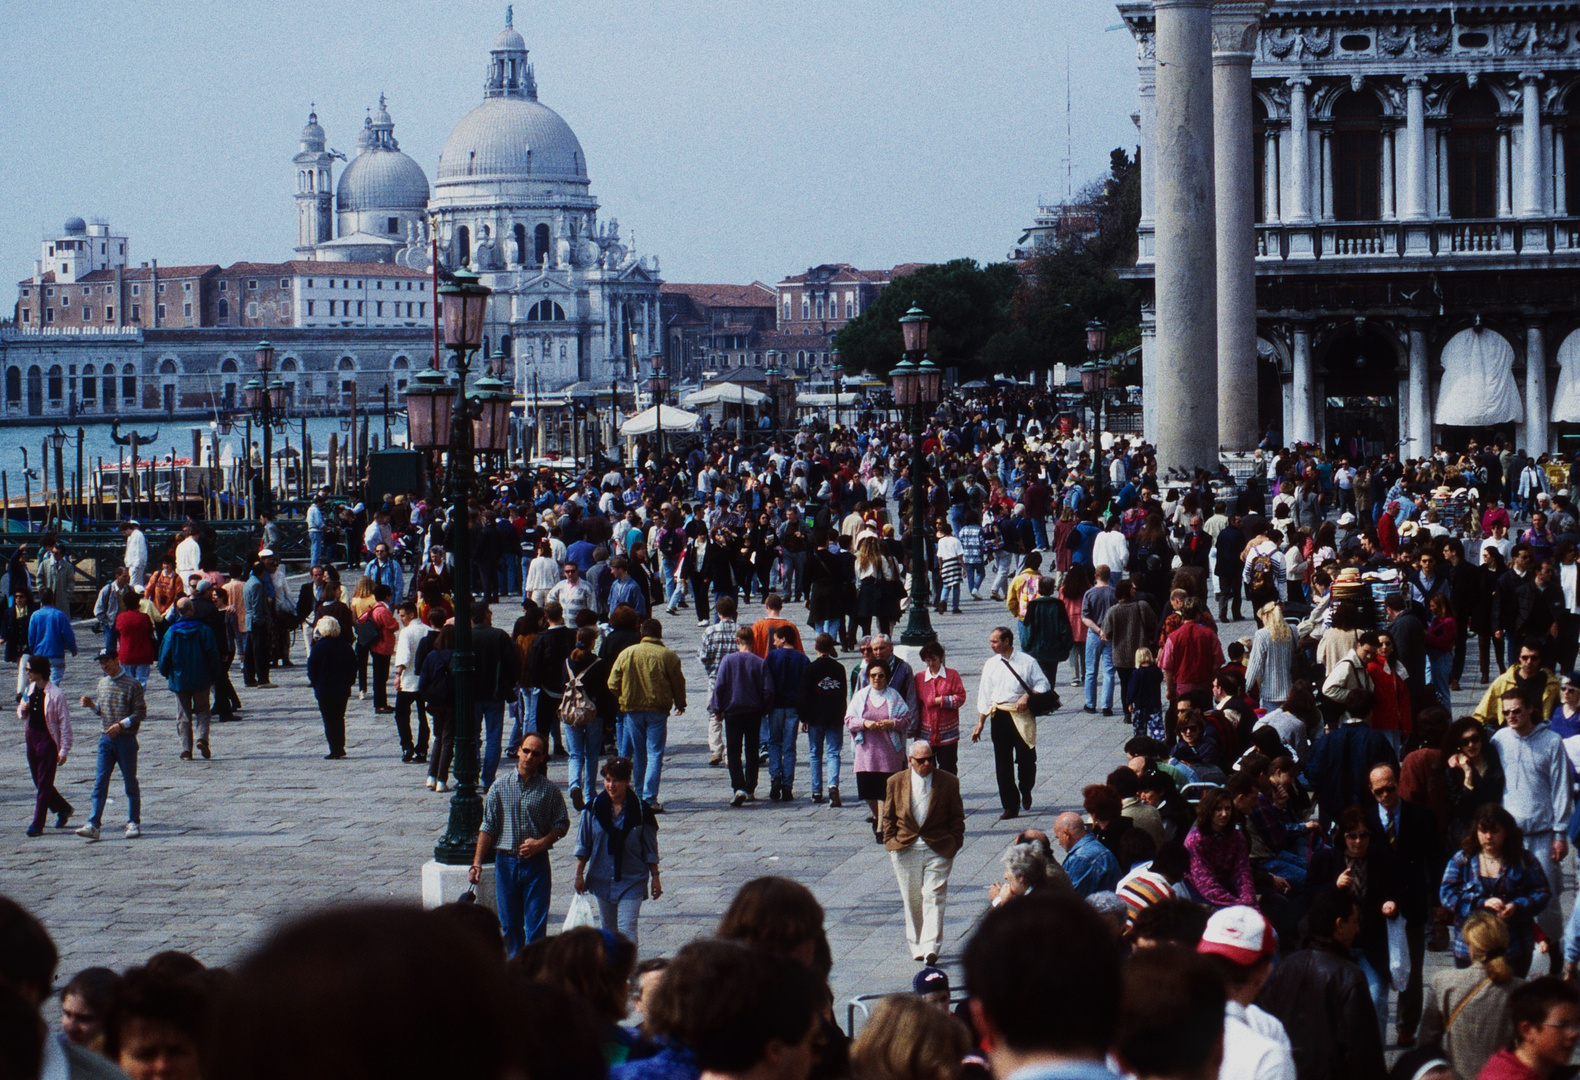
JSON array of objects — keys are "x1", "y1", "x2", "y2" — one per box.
[{"x1": 832, "y1": 259, "x2": 1021, "y2": 380}]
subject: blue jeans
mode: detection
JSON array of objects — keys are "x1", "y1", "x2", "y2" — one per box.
[
  {"x1": 660, "y1": 554, "x2": 683, "y2": 610},
  {"x1": 1354, "y1": 951, "x2": 1389, "y2": 1041},
  {"x1": 89, "y1": 733, "x2": 140, "y2": 827},
  {"x1": 1427, "y1": 649, "x2": 1453, "y2": 707},
  {"x1": 966, "y1": 563, "x2": 985, "y2": 596},
  {"x1": 813, "y1": 618, "x2": 839, "y2": 638},
  {"x1": 509, "y1": 687, "x2": 537, "y2": 748},
  {"x1": 622, "y1": 710, "x2": 668, "y2": 803},
  {"x1": 1031, "y1": 516, "x2": 1048, "y2": 550},
  {"x1": 564, "y1": 716, "x2": 604, "y2": 797},
  {"x1": 1084, "y1": 636, "x2": 1116, "y2": 710},
  {"x1": 764, "y1": 707, "x2": 798, "y2": 785},
  {"x1": 938, "y1": 583, "x2": 960, "y2": 612},
  {"x1": 807, "y1": 724, "x2": 841, "y2": 794},
  {"x1": 595, "y1": 892, "x2": 644, "y2": 946},
  {"x1": 125, "y1": 663, "x2": 150, "y2": 687},
  {"x1": 495, "y1": 851, "x2": 552, "y2": 958},
  {"x1": 478, "y1": 701, "x2": 505, "y2": 788},
  {"x1": 309, "y1": 530, "x2": 325, "y2": 569}
]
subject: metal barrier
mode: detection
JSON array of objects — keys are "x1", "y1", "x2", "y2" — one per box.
[{"x1": 845, "y1": 989, "x2": 967, "y2": 1037}]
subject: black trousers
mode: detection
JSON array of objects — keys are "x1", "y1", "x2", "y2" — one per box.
[
  {"x1": 934, "y1": 741, "x2": 959, "y2": 774},
  {"x1": 428, "y1": 708, "x2": 456, "y2": 782},
  {"x1": 318, "y1": 692, "x2": 349, "y2": 754},
  {"x1": 692, "y1": 579, "x2": 711, "y2": 623},
  {"x1": 395, "y1": 690, "x2": 430, "y2": 755},
  {"x1": 725, "y1": 711, "x2": 761, "y2": 795},
  {"x1": 990, "y1": 709, "x2": 1036, "y2": 816},
  {"x1": 245, "y1": 621, "x2": 273, "y2": 685},
  {"x1": 1397, "y1": 916, "x2": 1427, "y2": 1037},
  {"x1": 372, "y1": 652, "x2": 392, "y2": 710}
]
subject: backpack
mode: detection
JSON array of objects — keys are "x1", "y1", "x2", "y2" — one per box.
[
  {"x1": 558, "y1": 662, "x2": 599, "y2": 728},
  {"x1": 1247, "y1": 550, "x2": 1278, "y2": 597},
  {"x1": 658, "y1": 527, "x2": 686, "y2": 560},
  {"x1": 421, "y1": 651, "x2": 455, "y2": 708}
]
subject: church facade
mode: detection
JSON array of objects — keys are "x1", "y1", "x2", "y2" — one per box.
[
  {"x1": 295, "y1": 8, "x2": 663, "y2": 394},
  {"x1": 1123, "y1": 0, "x2": 1580, "y2": 460}
]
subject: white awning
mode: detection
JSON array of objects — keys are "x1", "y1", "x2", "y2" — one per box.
[
  {"x1": 1553, "y1": 330, "x2": 1580, "y2": 423},
  {"x1": 682, "y1": 383, "x2": 769, "y2": 407},
  {"x1": 619, "y1": 405, "x2": 700, "y2": 435},
  {"x1": 1434, "y1": 327, "x2": 1524, "y2": 427}
]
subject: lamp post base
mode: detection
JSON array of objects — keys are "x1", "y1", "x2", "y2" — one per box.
[
  {"x1": 421, "y1": 859, "x2": 497, "y2": 911},
  {"x1": 899, "y1": 615, "x2": 937, "y2": 647}
]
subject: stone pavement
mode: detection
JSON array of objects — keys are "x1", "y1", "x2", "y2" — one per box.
[{"x1": 0, "y1": 582, "x2": 1558, "y2": 1026}]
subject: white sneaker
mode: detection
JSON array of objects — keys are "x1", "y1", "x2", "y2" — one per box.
[
  {"x1": 125, "y1": 822, "x2": 141, "y2": 839},
  {"x1": 76, "y1": 824, "x2": 100, "y2": 840},
  {"x1": 358, "y1": 690, "x2": 366, "y2": 701},
  {"x1": 426, "y1": 776, "x2": 437, "y2": 790},
  {"x1": 436, "y1": 780, "x2": 451, "y2": 793}
]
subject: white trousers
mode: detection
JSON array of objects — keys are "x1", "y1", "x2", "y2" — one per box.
[{"x1": 890, "y1": 844, "x2": 953, "y2": 960}]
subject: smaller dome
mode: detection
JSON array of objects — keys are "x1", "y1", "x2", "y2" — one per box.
[
  {"x1": 494, "y1": 25, "x2": 526, "y2": 53},
  {"x1": 337, "y1": 149, "x2": 431, "y2": 212},
  {"x1": 62, "y1": 217, "x2": 86, "y2": 235},
  {"x1": 300, "y1": 108, "x2": 326, "y2": 152}
]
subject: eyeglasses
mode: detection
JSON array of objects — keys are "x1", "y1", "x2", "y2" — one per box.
[
  {"x1": 911, "y1": 755, "x2": 934, "y2": 764},
  {"x1": 1460, "y1": 733, "x2": 1483, "y2": 745},
  {"x1": 1372, "y1": 784, "x2": 1398, "y2": 796},
  {"x1": 1179, "y1": 725, "x2": 1203, "y2": 734},
  {"x1": 1343, "y1": 832, "x2": 1370, "y2": 841},
  {"x1": 519, "y1": 748, "x2": 545, "y2": 758}
]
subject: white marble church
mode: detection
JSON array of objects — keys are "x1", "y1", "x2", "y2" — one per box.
[
  {"x1": 1123, "y1": 0, "x2": 1580, "y2": 459},
  {"x1": 294, "y1": 6, "x2": 662, "y2": 392}
]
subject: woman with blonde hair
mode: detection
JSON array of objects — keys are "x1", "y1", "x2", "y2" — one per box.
[
  {"x1": 1417, "y1": 911, "x2": 1523, "y2": 1080},
  {"x1": 307, "y1": 614, "x2": 356, "y2": 759},
  {"x1": 349, "y1": 574, "x2": 378, "y2": 701},
  {"x1": 1245, "y1": 601, "x2": 1294, "y2": 710},
  {"x1": 855, "y1": 535, "x2": 903, "y2": 638},
  {"x1": 851, "y1": 993, "x2": 970, "y2": 1080}
]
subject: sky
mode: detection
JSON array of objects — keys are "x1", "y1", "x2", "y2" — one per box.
[{"x1": 0, "y1": 0, "x2": 1139, "y2": 287}]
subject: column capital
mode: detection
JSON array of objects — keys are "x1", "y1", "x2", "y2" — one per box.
[
  {"x1": 1211, "y1": 1, "x2": 1268, "y2": 58},
  {"x1": 1520, "y1": 70, "x2": 1546, "y2": 85},
  {"x1": 1403, "y1": 74, "x2": 1430, "y2": 88},
  {"x1": 1287, "y1": 75, "x2": 1311, "y2": 91}
]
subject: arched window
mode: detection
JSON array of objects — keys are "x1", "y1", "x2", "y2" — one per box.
[
  {"x1": 121, "y1": 364, "x2": 136, "y2": 402},
  {"x1": 526, "y1": 300, "x2": 566, "y2": 321},
  {"x1": 499, "y1": 335, "x2": 512, "y2": 359},
  {"x1": 221, "y1": 358, "x2": 238, "y2": 373},
  {"x1": 81, "y1": 365, "x2": 96, "y2": 406},
  {"x1": 159, "y1": 359, "x2": 177, "y2": 375},
  {"x1": 457, "y1": 225, "x2": 471, "y2": 266},
  {"x1": 7, "y1": 368, "x2": 21, "y2": 404},
  {"x1": 1332, "y1": 92, "x2": 1382, "y2": 221},
  {"x1": 801, "y1": 299, "x2": 810, "y2": 319},
  {"x1": 1449, "y1": 85, "x2": 1499, "y2": 219},
  {"x1": 338, "y1": 356, "x2": 356, "y2": 371},
  {"x1": 514, "y1": 223, "x2": 528, "y2": 265},
  {"x1": 534, "y1": 223, "x2": 550, "y2": 264},
  {"x1": 47, "y1": 365, "x2": 63, "y2": 401},
  {"x1": 217, "y1": 298, "x2": 229, "y2": 319}
]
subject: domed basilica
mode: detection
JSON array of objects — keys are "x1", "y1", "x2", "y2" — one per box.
[{"x1": 294, "y1": 6, "x2": 662, "y2": 392}]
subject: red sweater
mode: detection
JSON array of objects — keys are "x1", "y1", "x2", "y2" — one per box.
[
  {"x1": 1475, "y1": 1048, "x2": 1539, "y2": 1080},
  {"x1": 115, "y1": 610, "x2": 157, "y2": 665}
]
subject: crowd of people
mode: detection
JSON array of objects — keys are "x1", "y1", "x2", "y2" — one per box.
[{"x1": 17, "y1": 388, "x2": 1580, "y2": 1079}]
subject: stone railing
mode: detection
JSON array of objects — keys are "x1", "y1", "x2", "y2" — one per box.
[{"x1": 1232, "y1": 216, "x2": 1580, "y2": 262}]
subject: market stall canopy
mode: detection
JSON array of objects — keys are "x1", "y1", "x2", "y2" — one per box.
[
  {"x1": 619, "y1": 405, "x2": 701, "y2": 436},
  {"x1": 682, "y1": 383, "x2": 769, "y2": 407},
  {"x1": 1434, "y1": 327, "x2": 1523, "y2": 427}
]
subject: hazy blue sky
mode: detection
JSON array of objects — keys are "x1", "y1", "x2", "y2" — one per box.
[{"x1": 0, "y1": 0, "x2": 1138, "y2": 286}]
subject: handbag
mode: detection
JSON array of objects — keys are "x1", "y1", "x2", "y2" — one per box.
[
  {"x1": 1001, "y1": 657, "x2": 1059, "y2": 717},
  {"x1": 353, "y1": 609, "x2": 381, "y2": 648}
]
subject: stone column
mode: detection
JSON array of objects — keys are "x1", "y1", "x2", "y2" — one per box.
[
  {"x1": 1287, "y1": 78, "x2": 1312, "y2": 221},
  {"x1": 1138, "y1": 66, "x2": 1158, "y2": 263},
  {"x1": 1521, "y1": 73, "x2": 1545, "y2": 217},
  {"x1": 1320, "y1": 128, "x2": 1335, "y2": 220},
  {"x1": 1212, "y1": 1, "x2": 1268, "y2": 452},
  {"x1": 1151, "y1": 0, "x2": 1219, "y2": 472},
  {"x1": 1407, "y1": 324, "x2": 1430, "y2": 458},
  {"x1": 1498, "y1": 125, "x2": 1514, "y2": 217},
  {"x1": 1263, "y1": 126, "x2": 1281, "y2": 222},
  {"x1": 1290, "y1": 323, "x2": 1314, "y2": 444},
  {"x1": 1528, "y1": 323, "x2": 1550, "y2": 455},
  {"x1": 1402, "y1": 76, "x2": 1429, "y2": 219},
  {"x1": 1557, "y1": 127, "x2": 1570, "y2": 216},
  {"x1": 1381, "y1": 127, "x2": 1397, "y2": 219}
]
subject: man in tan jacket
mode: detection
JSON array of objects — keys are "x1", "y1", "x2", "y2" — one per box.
[{"x1": 881, "y1": 740, "x2": 966, "y2": 964}]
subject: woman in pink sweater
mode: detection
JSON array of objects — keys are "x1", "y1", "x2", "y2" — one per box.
[{"x1": 1184, "y1": 787, "x2": 1256, "y2": 909}]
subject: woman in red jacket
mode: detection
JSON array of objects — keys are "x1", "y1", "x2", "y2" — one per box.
[
  {"x1": 1367, "y1": 630, "x2": 1413, "y2": 757},
  {"x1": 113, "y1": 589, "x2": 156, "y2": 686},
  {"x1": 914, "y1": 640, "x2": 966, "y2": 774}
]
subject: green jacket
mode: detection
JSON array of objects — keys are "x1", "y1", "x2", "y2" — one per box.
[
  {"x1": 608, "y1": 636, "x2": 687, "y2": 714},
  {"x1": 1025, "y1": 596, "x2": 1075, "y2": 673}
]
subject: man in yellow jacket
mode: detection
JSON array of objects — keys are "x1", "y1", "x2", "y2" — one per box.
[
  {"x1": 1472, "y1": 639, "x2": 1560, "y2": 726},
  {"x1": 607, "y1": 617, "x2": 687, "y2": 812}
]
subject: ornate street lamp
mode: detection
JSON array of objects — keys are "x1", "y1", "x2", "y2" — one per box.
[
  {"x1": 1084, "y1": 320, "x2": 1109, "y2": 511},
  {"x1": 890, "y1": 306, "x2": 939, "y2": 645},
  {"x1": 647, "y1": 354, "x2": 671, "y2": 463},
  {"x1": 427, "y1": 267, "x2": 497, "y2": 868},
  {"x1": 764, "y1": 351, "x2": 782, "y2": 436},
  {"x1": 48, "y1": 426, "x2": 67, "y2": 523}
]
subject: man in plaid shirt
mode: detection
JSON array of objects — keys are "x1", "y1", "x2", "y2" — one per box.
[
  {"x1": 75, "y1": 649, "x2": 148, "y2": 841},
  {"x1": 469, "y1": 732, "x2": 568, "y2": 957},
  {"x1": 697, "y1": 595, "x2": 739, "y2": 768}
]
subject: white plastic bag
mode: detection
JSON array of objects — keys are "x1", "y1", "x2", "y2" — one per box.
[
  {"x1": 561, "y1": 891, "x2": 601, "y2": 933},
  {"x1": 1386, "y1": 915, "x2": 1411, "y2": 992}
]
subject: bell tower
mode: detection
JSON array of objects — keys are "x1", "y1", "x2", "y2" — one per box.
[{"x1": 294, "y1": 106, "x2": 337, "y2": 255}]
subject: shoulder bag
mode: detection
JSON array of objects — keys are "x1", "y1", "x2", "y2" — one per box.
[{"x1": 1001, "y1": 657, "x2": 1059, "y2": 717}]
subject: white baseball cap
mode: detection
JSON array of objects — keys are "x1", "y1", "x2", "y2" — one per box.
[{"x1": 1197, "y1": 905, "x2": 1277, "y2": 965}]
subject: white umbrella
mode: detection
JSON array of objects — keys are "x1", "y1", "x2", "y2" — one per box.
[
  {"x1": 619, "y1": 405, "x2": 701, "y2": 436},
  {"x1": 681, "y1": 383, "x2": 769, "y2": 407}
]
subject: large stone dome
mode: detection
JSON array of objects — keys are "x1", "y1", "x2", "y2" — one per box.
[
  {"x1": 436, "y1": 97, "x2": 588, "y2": 184},
  {"x1": 337, "y1": 147, "x2": 430, "y2": 211}
]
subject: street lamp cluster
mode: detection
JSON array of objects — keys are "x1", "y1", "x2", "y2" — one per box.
[
  {"x1": 1080, "y1": 320, "x2": 1110, "y2": 508},
  {"x1": 401, "y1": 267, "x2": 514, "y2": 866},
  {"x1": 890, "y1": 305, "x2": 942, "y2": 646},
  {"x1": 247, "y1": 340, "x2": 291, "y2": 516}
]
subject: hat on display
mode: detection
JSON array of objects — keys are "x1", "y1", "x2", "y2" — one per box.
[
  {"x1": 1197, "y1": 905, "x2": 1277, "y2": 965},
  {"x1": 1336, "y1": 512, "x2": 1356, "y2": 526},
  {"x1": 258, "y1": 548, "x2": 275, "y2": 558}
]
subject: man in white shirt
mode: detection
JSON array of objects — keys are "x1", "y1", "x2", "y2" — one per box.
[
  {"x1": 1092, "y1": 518, "x2": 1129, "y2": 577},
  {"x1": 391, "y1": 602, "x2": 430, "y2": 764},
  {"x1": 363, "y1": 509, "x2": 395, "y2": 557},
  {"x1": 1197, "y1": 906, "x2": 1295, "y2": 1080},
  {"x1": 546, "y1": 562, "x2": 595, "y2": 624},
  {"x1": 175, "y1": 525, "x2": 202, "y2": 578},
  {"x1": 970, "y1": 626, "x2": 1050, "y2": 822},
  {"x1": 122, "y1": 520, "x2": 148, "y2": 587}
]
